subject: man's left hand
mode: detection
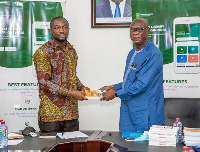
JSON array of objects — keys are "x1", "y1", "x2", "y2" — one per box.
[
  {"x1": 100, "y1": 89, "x2": 116, "y2": 101},
  {"x1": 81, "y1": 87, "x2": 90, "y2": 91}
]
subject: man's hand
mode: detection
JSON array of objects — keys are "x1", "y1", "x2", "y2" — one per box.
[
  {"x1": 99, "y1": 85, "x2": 115, "y2": 92},
  {"x1": 81, "y1": 87, "x2": 90, "y2": 92},
  {"x1": 100, "y1": 89, "x2": 116, "y2": 101},
  {"x1": 70, "y1": 91, "x2": 88, "y2": 101}
]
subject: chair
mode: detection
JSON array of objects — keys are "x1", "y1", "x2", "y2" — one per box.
[{"x1": 164, "y1": 98, "x2": 200, "y2": 127}]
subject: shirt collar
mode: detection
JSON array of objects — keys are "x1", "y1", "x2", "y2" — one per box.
[{"x1": 49, "y1": 37, "x2": 68, "y2": 49}]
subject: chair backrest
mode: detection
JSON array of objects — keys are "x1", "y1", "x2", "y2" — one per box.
[{"x1": 164, "y1": 98, "x2": 200, "y2": 128}]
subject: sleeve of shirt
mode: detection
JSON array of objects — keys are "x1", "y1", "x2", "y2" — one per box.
[
  {"x1": 73, "y1": 53, "x2": 85, "y2": 91},
  {"x1": 32, "y1": 49, "x2": 71, "y2": 96},
  {"x1": 116, "y1": 52, "x2": 162, "y2": 101},
  {"x1": 114, "y1": 82, "x2": 122, "y2": 90},
  {"x1": 76, "y1": 76, "x2": 85, "y2": 91}
]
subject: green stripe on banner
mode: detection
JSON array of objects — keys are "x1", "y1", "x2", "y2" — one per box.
[{"x1": 0, "y1": 1, "x2": 63, "y2": 68}]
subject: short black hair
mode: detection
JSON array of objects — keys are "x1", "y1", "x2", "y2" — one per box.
[{"x1": 50, "y1": 16, "x2": 69, "y2": 28}]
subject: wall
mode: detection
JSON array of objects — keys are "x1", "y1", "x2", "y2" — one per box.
[{"x1": 65, "y1": 0, "x2": 133, "y2": 131}]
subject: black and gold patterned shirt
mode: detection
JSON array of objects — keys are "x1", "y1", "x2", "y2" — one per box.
[{"x1": 33, "y1": 37, "x2": 84, "y2": 122}]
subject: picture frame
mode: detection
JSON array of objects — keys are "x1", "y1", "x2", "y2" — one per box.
[{"x1": 92, "y1": 0, "x2": 132, "y2": 28}]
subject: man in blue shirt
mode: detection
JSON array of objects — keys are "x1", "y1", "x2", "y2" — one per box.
[{"x1": 100, "y1": 18, "x2": 165, "y2": 132}]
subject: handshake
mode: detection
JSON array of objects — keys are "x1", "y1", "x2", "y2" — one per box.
[{"x1": 70, "y1": 85, "x2": 117, "y2": 101}]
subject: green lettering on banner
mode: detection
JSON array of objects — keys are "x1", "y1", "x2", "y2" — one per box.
[
  {"x1": 8, "y1": 83, "x2": 20, "y2": 87},
  {"x1": 8, "y1": 83, "x2": 38, "y2": 86},
  {"x1": 20, "y1": 83, "x2": 38, "y2": 86},
  {"x1": 163, "y1": 80, "x2": 187, "y2": 84}
]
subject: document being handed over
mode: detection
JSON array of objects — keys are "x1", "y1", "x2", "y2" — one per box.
[{"x1": 85, "y1": 90, "x2": 103, "y2": 99}]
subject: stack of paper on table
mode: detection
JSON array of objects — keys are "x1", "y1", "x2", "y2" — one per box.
[
  {"x1": 8, "y1": 133, "x2": 24, "y2": 139},
  {"x1": 57, "y1": 131, "x2": 88, "y2": 139},
  {"x1": 8, "y1": 133, "x2": 24, "y2": 145},
  {"x1": 148, "y1": 125, "x2": 178, "y2": 147},
  {"x1": 183, "y1": 127, "x2": 200, "y2": 146},
  {"x1": 39, "y1": 132, "x2": 57, "y2": 139}
]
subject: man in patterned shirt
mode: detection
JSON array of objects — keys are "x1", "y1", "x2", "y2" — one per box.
[{"x1": 33, "y1": 16, "x2": 89, "y2": 132}]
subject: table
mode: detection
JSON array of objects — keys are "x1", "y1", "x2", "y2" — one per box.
[
  {"x1": 102, "y1": 131, "x2": 184, "y2": 152},
  {"x1": 1, "y1": 131, "x2": 185, "y2": 152}
]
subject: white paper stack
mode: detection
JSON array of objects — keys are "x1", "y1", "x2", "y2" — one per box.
[
  {"x1": 148, "y1": 125, "x2": 178, "y2": 147},
  {"x1": 183, "y1": 127, "x2": 200, "y2": 146},
  {"x1": 8, "y1": 133, "x2": 24, "y2": 139},
  {"x1": 57, "y1": 131, "x2": 89, "y2": 139}
]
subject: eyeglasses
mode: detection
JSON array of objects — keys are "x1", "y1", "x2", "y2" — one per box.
[{"x1": 130, "y1": 27, "x2": 148, "y2": 33}]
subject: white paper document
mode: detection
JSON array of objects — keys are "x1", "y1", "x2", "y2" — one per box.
[
  {"x1": 8, "y1": 139, "x2": 24, "y2": 145},
  {"x1": 57, "y1": 131, "x2": 89, "y2": 139}
]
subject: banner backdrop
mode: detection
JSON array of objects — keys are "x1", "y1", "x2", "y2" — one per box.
[
  {"x1": 131, "y1": 0, "x2": 200, "y2": 98},
  {"x1": 0, "y1": 1, "x2": 64, "y2": 132}
]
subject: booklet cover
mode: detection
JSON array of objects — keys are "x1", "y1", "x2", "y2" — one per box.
[{"x1": 85, "y1": 90, "x2": 102, "y2": 99}]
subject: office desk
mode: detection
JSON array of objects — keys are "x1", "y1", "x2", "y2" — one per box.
[{"x1": 1, "y1": 131, "x2": 184, "y2": 152}]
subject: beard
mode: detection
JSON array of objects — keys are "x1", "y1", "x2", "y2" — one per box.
[{"x1": 53, "y1": 36, "x2": 67, "y2": 42}]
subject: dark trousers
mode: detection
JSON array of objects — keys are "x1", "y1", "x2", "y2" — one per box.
[{"x1": 39, "y1": 119, "x2": 79, "y2": 132}]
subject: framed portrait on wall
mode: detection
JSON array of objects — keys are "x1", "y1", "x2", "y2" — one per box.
[{"x1": 92, "y1": 0, "x2": 132, "y2": 28}]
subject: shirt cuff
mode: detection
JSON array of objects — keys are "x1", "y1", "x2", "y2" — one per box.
[
  {"x1": 116, "y1": 88, "x2": 131, "y2": 101},
  {"x1": 114, "y1": 82, "x2": 122, "y2": 90},
  {"x1": 78, "y1": 86, "x2": 85, "y2": 91}
]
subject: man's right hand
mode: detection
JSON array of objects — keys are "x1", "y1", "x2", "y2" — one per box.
[
  {"x1": 70, "y1": 91, "x2": 88, "y2": 101},
  {"x1": 99, "y1": 85, "x2": 115, "y2": 92}
]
